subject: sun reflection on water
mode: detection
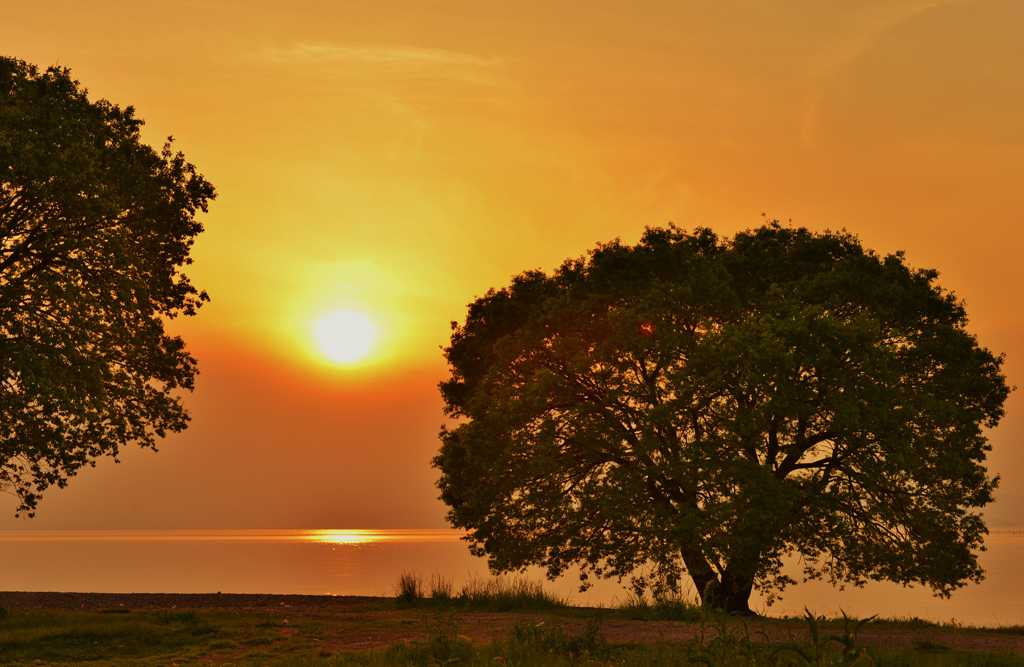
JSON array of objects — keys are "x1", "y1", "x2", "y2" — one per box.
[
  {"x1": 301, "y1": 529, "x2": 464, "y2": 544},
  {"x1": 0, "y1": 529, "x2": 467, "y2": 542}
]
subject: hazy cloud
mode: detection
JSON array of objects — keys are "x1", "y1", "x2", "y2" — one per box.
[
  {"x1": 806, "y1": 0, "x2": 969, "y2": 79},
  {"x1": 254, "y1": 43, "x2": 500, "y2": 77},
  {"x1": 800, "y1": 0, "x2": 970, "y2": 147}
]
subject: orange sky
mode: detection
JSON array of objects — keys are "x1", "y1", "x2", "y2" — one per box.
[{"x1": 1, "y1": 0, "x2": 1021, "y2": 529}]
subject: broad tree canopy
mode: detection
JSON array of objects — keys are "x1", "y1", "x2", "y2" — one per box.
[
  {"x1": 435, "y1": 224, "x2": 1010, "y2": 614},
  {"x1": 0, "y1": 57, "x2": 214, "y2": 515}
]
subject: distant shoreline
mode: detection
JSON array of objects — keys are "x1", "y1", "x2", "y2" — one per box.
[{"x1": 0, "y1": 591, "x2": 380, "y2": 612}]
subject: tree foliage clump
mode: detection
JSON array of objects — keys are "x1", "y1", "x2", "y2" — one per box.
[
  {"x1": 0, "y1": 57, "x2": 214, "y2": 515},
  {"x1": 435, "y1": 223, "x2": 1011, "y2": 614}
]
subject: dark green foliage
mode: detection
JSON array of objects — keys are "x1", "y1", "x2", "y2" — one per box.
[
  {"x1": 875, "y1": 652, "x2": 1024, "y2": 667},
  {"x1": 0, "y1": 609, "x2": 228, "y2": 662},
  {"x1": 770, "y1": 609, "x2": 877, "y2": 665},
  {"x1": 383, "y1": 613, "x2": 610, "y2": 667},
  {"x1": 688, "y1": 613, "x2": 778, "y2": 666},
  {"x1": 507, "y1": 616, "x2": 609, "y2": 658},
  {"x1": 382, "y1": 612, "x2": 476, "y2": 666},
  {"x1": 0, "y1": 56, "x2": 213, "y2": 515},
  {"x1": 155, "y1": 609, "x2": 201, "y2": 625},
  {"x1": 435, "y1": 224, "x2": 1011, "y2": 614},
  {"x1": 914, "y1": 638, "x2": 951, "y2": 653}
]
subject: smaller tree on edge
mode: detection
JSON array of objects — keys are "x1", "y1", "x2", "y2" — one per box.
[{"x1": 0, "y1": 57, "x2": 214, "y2": 515}]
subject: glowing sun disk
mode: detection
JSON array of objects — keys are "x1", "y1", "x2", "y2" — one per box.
[{"x1": 316, "y1": 311, "x2": 375, "y2": 363}]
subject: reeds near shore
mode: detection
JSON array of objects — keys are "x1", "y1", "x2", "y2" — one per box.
[
  {"x1": 616, "y1": 585, "x2": 705, "y2": 622},
  {"x1": 394, "y1": 570, "x2": 712, "y2": 620},
  {"x1": 394, "y1": 570, "x2": 567, "y2": 611}
]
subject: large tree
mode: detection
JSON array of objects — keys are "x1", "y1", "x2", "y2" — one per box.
[
  {"x1": 435, "y1": 224, "x2": 1010, "y2": 614},
  {"x1": 0, "y1": 57, "x2": 214, "y2": 515}
]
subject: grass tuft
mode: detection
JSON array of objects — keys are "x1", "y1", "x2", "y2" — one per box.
[
  {"x1": 916, "y1": 638, "x2": 952, "y2": 653},
  {"x1": 459, "y1": 573, "x2": 567, "y2": 611},
  {"x1": 394, "y1": 571, "x2": 567, "y2": 611},
  {"x1": 616, "y1": 586, "x2": 703, "y2": 622},
  {"x1": 395, "y1": 570, "x2": 425, "y2": 603},
  {"x1": 427, "y1": 571, "x2": 454, "y2": 601},
  {"x1": 871, "y1": 615, "x2": 945, "y2": 629},
  {"x1": 507, "y1": 616, "x2": 609, "y2": 657},
  {"x1": 156, "y1": 609, "x2": 200, "y2": 625}
]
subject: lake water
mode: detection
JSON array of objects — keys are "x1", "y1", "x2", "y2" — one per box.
[{"x1": 0, "y1": 528, "x2": 1020, "y2": 627}]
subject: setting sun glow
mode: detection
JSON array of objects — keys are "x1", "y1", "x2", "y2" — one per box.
[
  {"x1": 4, "y1": 1, "x2": 1022, "y2": 617},
  {"x1": 316, "y1": 311, "x2": 375, "y2": 363}
]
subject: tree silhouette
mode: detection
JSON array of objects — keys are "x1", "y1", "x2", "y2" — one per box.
[
  {"x1": 0, "y1": 57, "x2": 214, "y2": 515},
  {"x1": 435, "y1": 223, "x2": 1010, "y2": 614}
]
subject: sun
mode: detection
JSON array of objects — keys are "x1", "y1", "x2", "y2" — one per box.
[{"x1": 316, "y1": 311, "x2": 376, "y2": 363}]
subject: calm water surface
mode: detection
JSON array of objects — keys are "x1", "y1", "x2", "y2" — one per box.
[{"x1": 0, "y1": 529, "x2": 1020, "y2": 626}]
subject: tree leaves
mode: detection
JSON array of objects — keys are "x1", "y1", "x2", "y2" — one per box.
[
  {"x1": 0, "y1": 57, "x2": 214, "y2": 515},
  {"x1": 434, "y1": 223, "x2": 1010, "y2": 613}
]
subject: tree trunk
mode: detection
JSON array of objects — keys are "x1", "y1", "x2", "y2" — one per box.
[
  {"x1": 678, "y1": 542, "x2": 722, "y2": 608},
  {"x1": 674, "y1": 504, "x2": 765, "y2": 615},
  {"x1": 719, "y1": 567, "x2": 757, "y2": 615},
  {"x1": 683, "y1": 547, "x2": 759, "y2": 615},
  {"x1": 687, "y1": 570, "x2": 756, "y2": 615}
]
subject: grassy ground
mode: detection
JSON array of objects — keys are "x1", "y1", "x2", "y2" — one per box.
[
  {"x1": 1, "y1": 577, "x2": 1022, "y2": 666},
  {"x1": 1, "y1": 604, "x2": 1022, "y2": 666}
]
